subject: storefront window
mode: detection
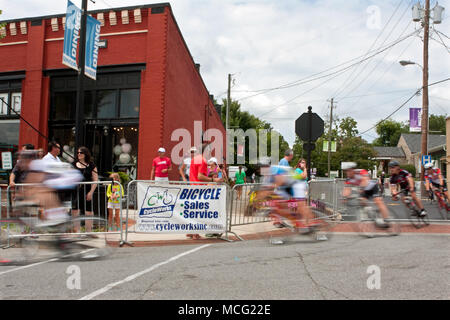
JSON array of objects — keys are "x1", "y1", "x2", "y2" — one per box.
[
  {"x1": 96, "y1": 90, "x2": 117, "y2": 119},
  {"x1": 120, "y1": 89, "x2": 140, "y2": 118},
  {"x1": 50, "y1": 127, "x2": 76, "y2": 163},
  {"x1": 0, "y1": 120, "x2": 20, "y2": 145},
  {"x1": 0, "y1": 93, "x2": 8, "y2": 115},
  {"x1": 12, "y1": 93, "x2": 21, "y2": 113},
  {"x1": 52, "y1": 92, "x2": 76, "y2": 120},
  {"x1": 84, "y1": 91, "x2": 94, "y2": 119},
  {"x1": 112, "y1": 126, "x2": 139, "y2": 180}
]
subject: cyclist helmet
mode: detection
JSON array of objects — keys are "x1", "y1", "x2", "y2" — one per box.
[
  {"x1": 388, "y1": 161, "x2": 400, "y2": 168},
  {"x1": 342, "y1": 162, "x2": 357, "y2": 170},
  {"x1": 424, "y1": 162, "x2": 434, "y2": 169}
]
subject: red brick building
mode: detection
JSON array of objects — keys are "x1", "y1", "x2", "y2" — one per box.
[{"x1": 0, "y1": 3, "x2": 225, "y2": 180}]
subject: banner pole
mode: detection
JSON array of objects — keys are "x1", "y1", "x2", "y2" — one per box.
[{"x1": 75, "y1": 0, "x2": 88, "y2": 152}]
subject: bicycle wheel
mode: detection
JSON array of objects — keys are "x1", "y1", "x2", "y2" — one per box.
[
  {"x1": 307, "y1": 209, "x2": 335, "y2": 242},
  {"x1": 436, "y1": 196, "x2": 449, "y2": 220},
  {"x1": 406, "y1": 205, "x2": 426, "y2": 229},
  {"x1": 383, "y1": 209, "x2": 401, "y2": 236},
  {"x1": 354, "y1": 207, "x2": 377, "y2": 238},
  {"x1": 58, "y1": 217, "x2": 113, "y2": 260},
  {"x1": 0, "y1": 219, "x2": 39, "y2": 265}
]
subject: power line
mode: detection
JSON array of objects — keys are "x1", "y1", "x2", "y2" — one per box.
[
  {"x1": 359, "y1": 77, "x2": 450, "y2": 136},
  {"x1": 0, "y1": 97, "x2": 99, "y2": 175},
  {"x1": 337, "y1": 18, "x2": 413, "y2": 101},
  {"x1": 331, "y1": 0, "x2": 406, "y2": 99},
  {"x1": 431, "y1": 30, "x2": 450, "y2": 53},
  {"x1": 234, "y1": 29, "x2": 420, "y2": 102},
  {"x1": 254, "y1": 65, "x2": 353, "y2": 119},
  {"x1": 252, "y1": 30, "x2": 419, "y2": 122}
]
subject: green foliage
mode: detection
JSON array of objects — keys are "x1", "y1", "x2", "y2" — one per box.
[
  {"x1": 372, "y1": 119, "x2": 410, "y2": 147},
  {"x1": 220, "y1": 98, "x2": 290, "y2": 176},
  {"x1": 429, "y1": 114, "x2": 446, "y2": 135},
  {"x1": 0, "y1": 10, "x2": 5, "y2": 40}
]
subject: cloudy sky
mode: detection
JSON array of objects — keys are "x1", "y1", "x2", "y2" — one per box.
[{"x1": 1, "y1": 0, "x2": 449, "y2": 146}]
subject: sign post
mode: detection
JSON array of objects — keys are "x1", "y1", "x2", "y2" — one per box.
[{"x1": 295, "y1": 106, "x2": 325, "y2": 181}]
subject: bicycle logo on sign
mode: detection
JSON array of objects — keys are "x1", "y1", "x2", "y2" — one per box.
[{"x1": 147, "y1": 190, "x2": 174, "y2": 207}]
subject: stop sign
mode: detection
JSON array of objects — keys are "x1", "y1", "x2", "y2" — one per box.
[{"x1": 295, "y1": 110, "x2": 324, "y2": 142}]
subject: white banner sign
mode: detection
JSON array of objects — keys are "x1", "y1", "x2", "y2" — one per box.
[
  {"x1": 1, "y1": 152, "x2": 12, "y2": 170},
  {"x1": 136, "y1": 183, "x2": 227, "y2": 234}
]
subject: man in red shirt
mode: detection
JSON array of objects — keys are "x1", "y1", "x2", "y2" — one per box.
[
  {"x1": 189, "y1": 146, "x2": 222, "y2": 184},
  {"x1": 151, "y1": 148, "x2": 172, "y2": 183},
  {"x1": 186, "y1": 146, "x2": 221, "y2": 240}
]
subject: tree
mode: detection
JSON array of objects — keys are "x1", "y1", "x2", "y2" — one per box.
[
  {"x1": 0, "y1": 10, "x2": 5, "y2": 40},
  {"x1": 372, "y1": 119, "x2": 410, "y2": 147},
  {"x1": 219, "y1": 98, "x2": 290, "y2": 176},
  {"x1": 429, "y1": 114, "x2": 446, "y2": 135},
  {"x1": 338, "y1": 117, "x2": 359, "y2": 138}
]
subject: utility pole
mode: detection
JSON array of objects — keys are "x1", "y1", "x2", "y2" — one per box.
[
  {"x1": 226, "y1": 74, "x2": 231, "y2": 132},
  {"x1": 420, "y1": 0, "x2": 430, "y2": 190},
  {"x1": 75, "y1": 0, "x2": 88, "y2": 153},
  {"x1": 327, "y1": 98, "x2": 334, "y2": 178}
]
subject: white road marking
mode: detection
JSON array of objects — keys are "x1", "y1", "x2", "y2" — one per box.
[
  {"x1": 0, "y1": 249, "x2": 94, "y2": 276},
  {"x1": 79, "y1": 244, "x2": 212, "y2": 300}
]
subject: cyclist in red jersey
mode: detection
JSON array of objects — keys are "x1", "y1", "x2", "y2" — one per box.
[
  {"x1": 424, "y1": 162, "x2": 449, "y2": 202},
  {"x1": 342, "y1": 162, "x2": 391, "y2": 227}
]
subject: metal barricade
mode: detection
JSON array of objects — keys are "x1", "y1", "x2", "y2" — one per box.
[
  {"x1": 123, "y1": 180, "x2": 230, "y2": 246},
  {"x1": 228, "y1": 183, "x2": 271, "y2": 227},
  {"x1": 308, "y1": 179, "x2": 337, "y2": 215},
  {"x1": 2, "y1": 180, "x2": 124, "y2": 247}
]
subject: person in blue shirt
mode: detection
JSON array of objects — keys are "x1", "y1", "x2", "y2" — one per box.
[{"x1": 278, "y1": 149, "x2": 293, "y2": 167}]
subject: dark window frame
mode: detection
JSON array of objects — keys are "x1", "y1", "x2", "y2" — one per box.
[{"x1": 0, "y1": 79, "x2": 22, "y2": 119}]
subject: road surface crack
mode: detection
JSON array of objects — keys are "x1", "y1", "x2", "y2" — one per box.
[
  {"x1": 297, "y1": 251, "x2": 350, "y2": 300},
  {"x1": 139, "y1": 274, "x2": 165, "y2": 300}
]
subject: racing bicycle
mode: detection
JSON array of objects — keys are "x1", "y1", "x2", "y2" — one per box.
[
  {"x1": 430, "y1": 186, "x2": 449, "y2": 220},
  {"x1": 251, "y1": 190, "x2": 337, "y2": 245},
  {"x1": 1, "y1": 202, "x2": 113, "y2": 265},
  {"x1": 342, "y1": 196, "x2": 401, "y2": 238},
  {"x1": 393, "y1": 190, "x2": 430, "y2": 229}
]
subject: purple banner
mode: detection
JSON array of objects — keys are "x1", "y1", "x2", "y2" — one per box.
[{"x1": 409, "y1": 108, "x2": 422, "y2": 132}]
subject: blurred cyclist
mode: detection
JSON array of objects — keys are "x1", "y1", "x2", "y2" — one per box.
[
  {"x1": 424, "y1": 162, "x2": 449, "y2": 202},
  {"x1": 342, "y1": 162, "x2": 390, "y2": 228},
  {"x1": 23, "y1": 153, "x2": 83, "y2": 226},
  {"x1": 388, "y1": 161, "x2": 427, "y2": 217},
  {"x1": 262, "y1": 165, "x2": 317, "y2": 229}
]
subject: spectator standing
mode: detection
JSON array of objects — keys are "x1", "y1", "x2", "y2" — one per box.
[
  {"x1": 207, "y1": 157, "x2": 226, "y2": 182},
  {"x1": 179, "y1": 147, "x2": 195, "y2": 182},
  {"x1": 72, "y1": 146, "x2": 98, "y2": 233},
  {"x1": 235, "y1": 166, "x2": 247, "y2": 200},
  {"x1": 9, "y1": 144, "x2": 35, "y2": 188},
  {"x1": 187, "y1": 146, "x2": 222, "y2": 239},
  {"x1": 151, "y1": 148, "x2": 172, "y2": 183},
  {"x1": 43, "y1": 142, "x2": 62, "y2": 162},
  {"x1": 379, "y1": 171, "x2": 386, "y2": 197},
  {"x1": 107, "y1": 173, "x2": 124, "y2": 231},
  {"x1": 279, "y1": 149, "x2": 294, "y2": 167}
]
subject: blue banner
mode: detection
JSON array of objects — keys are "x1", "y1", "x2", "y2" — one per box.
[
  {"x1": 85, "y1": 15, "x2": 101, "y2": 80},
  {"x1": 62, "y1": 0, "x2": 82, "y2": 71}
]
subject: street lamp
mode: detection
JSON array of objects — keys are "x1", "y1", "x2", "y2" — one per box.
[{"x1": 399, "y1": 60, "x2": 423, "y2": 70}]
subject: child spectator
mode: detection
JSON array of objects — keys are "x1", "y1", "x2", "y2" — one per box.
[{"x1": 107, "y1": 173, "x2": 124, "y2": 231}]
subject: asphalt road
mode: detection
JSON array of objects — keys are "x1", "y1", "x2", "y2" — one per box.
[
  {"x1": 343, "y1": 196, "x2": 449, "y2": 221},
  {"x1": 1, "y1": 233, "x2": 449, "y2": 300}
]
